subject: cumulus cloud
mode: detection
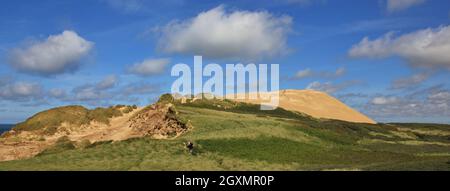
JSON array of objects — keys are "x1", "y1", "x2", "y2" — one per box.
[
  {"x1": 336, "y1": 93, "x2": 369, "y2": 105},
  {"x1": 306, "y1": 80, "x2": 360, "y2": 94},
  {"x1": 69, "y1": 75, "x2": 119, "y2": 101},
  {"x1": 371, "y1": 96, "x2": 399, "y2": 105},
  {"x1": 49, "y1": 88, "x2": 67, "y2": 99},
  {"x1": 8, "y1": 30, "x2": 94, "y2": 76},
  {"x1": 390, "y1": 72, "x2": 430, "y2": 90},
  {"x1": 295, "y1": 67, "x2": 346, "y2": 79},
  {"x1": 296, "y1": 68, "x2": 313, "y2": 78},
  {"x1": 386, "y1": 0, "x2": 425, "y2": 13},
  {"x1": 349, "y1": 25, "x2": 450, "y2": 70},
  {"x1": 71, "y1": 85, "x2": 110, "y2": 101},
  {"x1": 0, "y1": 81, "x2": 43, "y2": 101},
  {"x1": 0, "y1": 76, "x2": 11, "y2": 87},
  {"x1": 365, "y1": 85, "x2": 450, "y2": 120},
  {"x1": 119, "y1": 83, "x2": 161, "y2": 96},
  {"x1": 157, "y1": 5, "x2": 292, "y2": 60},
  {"x1": 128, "y1": 58, "x2": 170, "y2": 76},
  {"x1": 306, "y1": 82, "x2": 337, "y2": 94},
  {"x1": 96, "y1": 75, "x2": 118, "y2": 90}
]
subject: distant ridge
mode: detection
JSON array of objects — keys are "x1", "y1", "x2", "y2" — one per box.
[{"x1": 232, "y1": 89, "x2": 376, "y2": 124}]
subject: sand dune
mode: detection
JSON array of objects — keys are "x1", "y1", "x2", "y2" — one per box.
[{"x1": 231, "y1": 89, "x2": 376, "y2": 124}]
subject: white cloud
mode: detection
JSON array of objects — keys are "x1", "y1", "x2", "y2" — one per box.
[
  {"x1": 390, "y1": 72, "x2": 429, "y2": 89},
  {"x1": 49, "y1": 88, "x2": 66, "y2": 98},
  {"x1": 295, "y1": 67, "x2": 345, "y2": 79},
  {"x1": 128, "y1": 58, "x2": 170, "y2": 76},
  {"x1": 371, "y1": 96, "x2": 399, "y2": 105},
  {"x1": 387, "y1": 0, "x2": 425, "y2": 13},
  {"x1": 68, "y1": 75, "x2": 119, "y2": 102},
  {"x1": 0, "y1": 81, "x2": 42, "y2": 101},
  {"x1": 72, "y1": 84, "x2": 109, "y2": 101},
  {"x1": 157, "y1": 5, "x2": 292, "y2": 60},
  {"x1": 428, "y1": 91, "x2": 450, "y2": 101},
  {"x1": 8, "y1": 30, "x2": 94, "y2": 76},
  {"x1": 335, "y1": 67, "x2": 346, "y2": 76},
  {"x1": 349, "y1": 25, "x2": 450, "y2": 70},
  {"x1": 119, "y1": 83, "x2": 161, "y2": 96},
  {"x1": 295, "y1": 68, "x2": 313, "y2": 78},
  {"x1": 365, "y1": 86, "x2": 450, "y2": 121},
  {"x1": 96, "y1": 75, "x2": 118, "y2": 90},
  {"x1": 0, "y1": 76, "x2": 11, "y2": 87},
  {"x1": 306, "y1": 80, "x2": 359, "y2": 94},
  {"x1": 306, "y1": 81, "x2": 340, "y2": 94}
]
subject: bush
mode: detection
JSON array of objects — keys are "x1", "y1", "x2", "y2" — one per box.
[
  {"x1": 77, "y1": 139, "x2": 92, "y2": 149},
  {"x1": 55, "y1": 136, "x2": 74, "y2": 146},
  {"x1": 38, "y1": 136, "x2": 75, "y2": 156},
  {"x1": 87, "y1": 107, "x2": 123, "y2": 125},
  {"x1": 43, "y1": 126, "x2": 59, "y2": 135},
  {"x1": 158, "y1": 94, "x2": 175, "y2": 103},
  {"x1": 122, "y1": 106, "x2": 135, "y2": 114}
]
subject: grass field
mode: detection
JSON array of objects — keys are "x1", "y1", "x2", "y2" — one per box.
[{"x1": 0, "y1": 101, "x2": 449, "y2": 171}]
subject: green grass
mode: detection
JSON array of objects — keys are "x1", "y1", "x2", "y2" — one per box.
[{"x1": 0, "y1": 99, "x2": 449, "y2": 171}]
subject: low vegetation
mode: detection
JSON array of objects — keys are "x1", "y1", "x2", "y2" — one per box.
[{"x1": 0, "y1": 98, "x2": 448, "y2": 170}]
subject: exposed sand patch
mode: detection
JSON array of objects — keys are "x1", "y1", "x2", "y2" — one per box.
[
  {"x1": 0, "y1": 139, "x2": 50, "y2": 161},
  {"x1": 0, "y1": 104, "x2": 189, "y2": 162},
  {"x1": 230, "y1": 89, "x2": 376, "y2": 124},
  {"x1": 0, "y1": 108, "x2": 143, "y2": 162}
]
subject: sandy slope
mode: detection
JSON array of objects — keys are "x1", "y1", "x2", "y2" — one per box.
[
  {"x1": 0, "y1": 103, "x2": 189, "y2": 162},
  {"x1": 231, "y1": 89, "x2": 376, "y2": 124},
  {"x1": 0, "y1": 107, "x2": 144, "y2": 162}
]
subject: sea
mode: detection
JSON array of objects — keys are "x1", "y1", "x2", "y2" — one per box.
[{"x1": 0, "y1": 124, "x2": 13, "y2": 134}]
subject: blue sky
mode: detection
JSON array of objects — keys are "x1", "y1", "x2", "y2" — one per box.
[{"x1": 0, "y1": 0, "x2": 449, "y2": 124}]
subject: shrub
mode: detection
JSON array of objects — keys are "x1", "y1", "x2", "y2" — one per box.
[
  {"x1": 77, "y1": 139, "x2": 92, "y2": 149},
  {"x1": 38, "y1": 136, "x2": 75, "y2": 156},
  {"x1": 122, "y1": 106, "x2": 135, "y2": 114},
  {"x1": 158, "y1": 93, "x2": 175, "y2": 103},
  {"x1": 87, "y1": 106, "x2": 123, "y2": 125},
  {"x1": 43, "y1": 126, "x2": 59, "y2": 135}
]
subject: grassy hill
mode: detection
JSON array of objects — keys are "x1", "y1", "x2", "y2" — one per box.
[
  {"x1": 3, "y1": 105, "x2": 136, "y2": 137},
  {"x1": 0, "y1": 98, "x2": 449, "y2": 170}
]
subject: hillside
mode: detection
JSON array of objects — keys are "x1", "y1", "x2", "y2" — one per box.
[
  {"x1": 0, "y1": 101, "x2": 187, "y2": 161},
  {"x1": 232, "y1": 89, "x2": 376, "y2": 124},
  {"x1": 0, "y1": 93, "x2": 449, "y2": 170}
]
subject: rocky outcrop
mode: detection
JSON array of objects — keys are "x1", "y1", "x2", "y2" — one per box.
[{"x1": 128, "y1": 103, "x2": 189, "y2": 138}]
